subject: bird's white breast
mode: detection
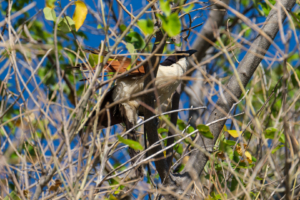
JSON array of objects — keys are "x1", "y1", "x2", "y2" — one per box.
[{"x1": 112, "y1": 57, "x2": 187, "y2": 112}]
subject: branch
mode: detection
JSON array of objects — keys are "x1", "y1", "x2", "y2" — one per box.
[
  {"x1": 143, "y1": 29, "x2": 169, "y2": 181},
  {"x1": 186, "y1": 0, "x2": 230, "y2": 127}
]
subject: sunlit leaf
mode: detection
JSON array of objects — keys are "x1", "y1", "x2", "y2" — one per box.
[
  {"x1": 117, "y1": 135, "x2": 143, "y2": 150},
  {"x1": 182, "y1": 3, "x2": 194, "y2": 13},
  {"x1": 227, "y1": 130, "x2": 240, "y2": 138},
  {"x1": 43, "y1": 7, "x2": 56, "y2": 21},
  {"x1": 73, "y1": 0, "x2": 88, "y2": 31},
  {"x1": 245, "y1": 151, "x2": 252, "y2": 163},
  {"x1": 46, "y1": 0, "x2": 56, "y2": 8},
  {"x1": 160, "y1": 0, "x2": 171, "y2": 16},
  {"x1": 137, "y1": 19, "x2": 154, "y2": 35},
  {"x1": 158, "y1": 13, "x2": 181, "y2": 37},
  {"x1": 97, "y1": 24, "x2": 102, "y2": 29}
]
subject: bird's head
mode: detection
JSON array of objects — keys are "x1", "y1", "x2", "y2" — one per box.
[{"x1": 160, "y1": 49, "x2": 197, "y2": 67}]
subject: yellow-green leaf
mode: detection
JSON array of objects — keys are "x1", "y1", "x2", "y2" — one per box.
[
  {"x1": 182, "y1": 3, "x2": 194, "y2": 13},
  {"x1": 160, "y1": 0, "x2": 171, "y2": 16},
  {"x1": 117, "y1": 135, "x2": 143, "y2": 150},
  {"x1": 43, "y1": 7, "x2": 56, "y2": 21},
  {"x1": 157, "y1": 13, "x2": 181, "y2": 37},
  {"x1": 137, "y1": 19, "x2": 154, "y2": 35},
  {"x1": 272, "y1": 144, "x2": 284, "y2": 154},
  {"x1": 227, "y1": 130, "x2": 240, "y2": 138},
  {"x1": 73, "y1": 1, "x2": 88, "y2": 31},
  {"x1": 46, "y1": 0, "x2": 56, "y2": 8},
  {"x1": 3, "y1": 191, "x2": 21, "y2": 200},
  {"x1": 245, "y1": 151, "x2": 252, "y2": 163}
]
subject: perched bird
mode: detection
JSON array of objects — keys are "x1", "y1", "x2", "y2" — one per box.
[
  {"x1": 74, "y1": 49, "x2": 197, "y2": 129},
  {"x1": 74, "y1": 49, "x2": 196, "y2": 177}
]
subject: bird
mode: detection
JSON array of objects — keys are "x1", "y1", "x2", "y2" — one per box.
[
  {"x1": 73, "y1": 49, "x2": 197, "y2": 177},
  {"x1": 72, "y1": 49, "x2": 197, "y2": 129}
]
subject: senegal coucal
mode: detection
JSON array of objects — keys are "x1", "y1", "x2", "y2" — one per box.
[
  {"x1": 73, "y1": 49, "x2": 197, "y2": 129},
  {"x1": 73, "y1": 49, "x2": 196, "y2": 177}
]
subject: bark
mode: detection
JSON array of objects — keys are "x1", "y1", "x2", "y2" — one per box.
[
  {"x1": 187, "y1": 0, "x2": 230, "y2": 127},
  {"x1": 143, "y1": 30, "x2": 170, "y2": 181}
]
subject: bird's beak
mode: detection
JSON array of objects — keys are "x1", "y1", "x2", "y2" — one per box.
[{"x1": 187, "y1": 49, "x2": 197, "y2": 56}]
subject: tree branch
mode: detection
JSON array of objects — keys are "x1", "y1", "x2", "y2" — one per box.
[
  {"x1": 143, "y1": 30, "x2": 169, "y2": 181},
  {"x1": 186, "y1": 0, "x2": 230, "y2": 127},
  {"x1": 183, "y1": 0, "x2": 296, "y2": 185}
]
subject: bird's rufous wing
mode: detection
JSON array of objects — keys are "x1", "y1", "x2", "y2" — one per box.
[{"x1": 69, "y1": 49, "x2": 145, "y2": 75}]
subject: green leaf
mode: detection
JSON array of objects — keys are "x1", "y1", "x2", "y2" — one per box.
[
  {"x1": 259, "y1": 3, "x2": 271, "y2": 16},
  {"x1": 174, "y1": 42, "x2": 182, "y2": 47},
  {"x1": 187, "y1": 126, "x2": 195, "y2": 133},
  {"x1": 43, "y1": 7, "x2": 56, "y2": 21},
  {"x1": 97, "y1": 24, "x2": 102, "y2": 29},
  {"x1": 158, "y1": 128, "x2": 168, "y2": 134},
  {"x1": 137, "y1": 19, "x2": 154, "y2": 35},
  {"x1": 219, "y1": 140, "x2": 228, "y2": 152},
  {"x1": 225, "y1": 140, "x2": 236, "y2": 146},
  {"x1": 182, "y1": 3, "x2": 194, "y2": 13},
  {"x1": 230, "y1": 176, "x2": 239, "y2": 191},
  {"x1": 125, "y1": 32, "x2": 145, "y2": 49},
  {"x1": 160, "y1": 0, "x2": 171, "y2": 16},
  {"x1": 264, "y1": 127, "x2": 278, "y2": 139},
  {"x1": 117, "y1": 135, "x2": 143, "y2": 150},
  {"x1": 58, "y1": 16, "x2": 75, "y2": 32},
  {"x1": 177, "y1": 119, "x2": 186, "y2": 131},
  {"x1": 272, "y1": 144, "x2": 284, "y2": 154},
  {"x1": 158, "y1": 13, "x2": 181, "y2": 37},
  {"x1": 4, "y1": 191, "x2": 21, "y2": 200},
  {"x1": 119, "y1": 24, "x2": 127, "y2": 32},
  {"x1": 46, "y1": 0, "x2": 56, "y2": 8},
  {"x1": 243, "y1": 131, "x2": 251, "y2": 140},
  {"x1": 167, "y1": 13, "x2": 181, "y2": 36},
  {"x1": 88, "y1": 53, "x2": 100, "y2": 67},
  {"x1": 175, "y1": 143, "x2": 183, "y2": 155},
  {"x1": 197, "y1": 124, "x2": 214, "y2": 139},
  {"x1": 279, "y1": 133, "x2": 285, "y2": 143}
]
